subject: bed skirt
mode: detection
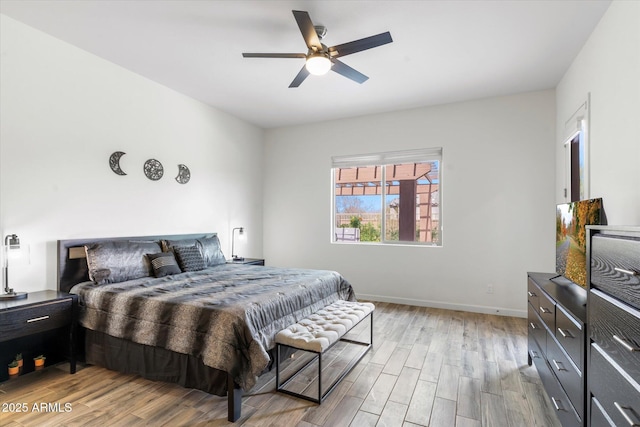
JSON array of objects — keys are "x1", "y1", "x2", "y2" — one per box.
[{"x1": 85, "y1": 329, "x2": 230, "y2": 396}]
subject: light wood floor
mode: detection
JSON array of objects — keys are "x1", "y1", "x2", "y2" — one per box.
[{"x1": 1, "y1": 302, "x2": 562, "y2": 426}]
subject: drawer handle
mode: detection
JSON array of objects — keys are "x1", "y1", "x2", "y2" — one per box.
[
  {"x1": 615, "y1": 267, "x2": 638, "y2": 277},
  {"x1": 614, "y1": 402, "x2": 640, "y2": 426},
  {"x1": 552, "y1": 360, "x2": 567, "y2": 371},
  {"x1": 540, "y1": 306, "x2": 552, "y2": 314},
  {"x1": 613, "y1": 335, "x2": 640, "y2": 352},
  {"x1": 26, "y1": 315, "x2": 50, "y2": 323},
  {"x1": 529, "y1": 322, "x2": 537, "y2": 330},
  {"x1": 529, "y1": 350, "x2": 539, "y2": 359},
  {"x1": 528, "y1": 291, "x2": 537, "y2": 297},
  {"x1": 551, "y1": 397, "x2": 565, "y2": 412},
  {"x1": 557, "y1": 328, "x2": 573, "y2": 338}
]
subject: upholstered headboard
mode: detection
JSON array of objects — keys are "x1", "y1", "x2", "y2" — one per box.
[{"x1": 57, "y1": 233, "x2": 216, "y2": 293}]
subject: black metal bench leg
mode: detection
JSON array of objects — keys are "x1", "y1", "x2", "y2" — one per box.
[
  {"x1": 228, "y1": 373, "x2": 242, "y2": 422},
  {"x1": 318, "y1": 353, "x2": 322, "y2": 403}
]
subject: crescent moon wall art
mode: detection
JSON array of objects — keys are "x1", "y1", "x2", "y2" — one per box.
[
  {"x1": 109, "y1": 151, "x2": 127, "y2": 175},
  {"x1": 175, "y1": 164, "x2": 191, "y2": 184},
  {"x1": 143, "y1": 159, "x2": 164, "y2": 181}
]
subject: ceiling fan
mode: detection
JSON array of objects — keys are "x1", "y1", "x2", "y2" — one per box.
[{"x1": 242, "y1": 10, "x2": 393, "y2": 88}]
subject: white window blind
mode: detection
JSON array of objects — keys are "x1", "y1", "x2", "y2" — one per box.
[{"x1": 332, "y1": 148, "x2": 442, "y2": 168}]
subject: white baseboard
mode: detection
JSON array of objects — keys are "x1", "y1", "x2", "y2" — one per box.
[{"x1": 357, "y1": 293, "x2": 527, "y2": 318}]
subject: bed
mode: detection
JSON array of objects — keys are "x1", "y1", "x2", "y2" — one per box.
[{"x1": 57, "y1": 233, "x2": 356, "y2": 422}]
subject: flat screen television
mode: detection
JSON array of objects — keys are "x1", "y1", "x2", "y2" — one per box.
[{"x1": 555, "y1": 198, "x2": 605, "y2": 288}]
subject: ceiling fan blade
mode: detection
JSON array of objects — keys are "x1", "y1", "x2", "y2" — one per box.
[
  {"x1": 331, "y1": 59, "x2": 369, "y2": 84},
  {"x1": 328, "y1": 32, "x2": 393, "y2": 58},
  {"x1": 292, "y1": 10, "x2": 321, "y2": 50},
  {"x1": 289, "y1": 66, "x2": 311, "y2": 88},
  {"x1": 242, "y1": 53, "x2": 306, "y2": 58}
]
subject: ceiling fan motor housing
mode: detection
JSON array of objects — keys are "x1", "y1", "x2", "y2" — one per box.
[{"x1": 314, "y1": 25, "x2": 327, "y2": 39}]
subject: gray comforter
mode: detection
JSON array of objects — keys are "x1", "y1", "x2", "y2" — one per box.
[{"x1": 70, "y1": 264, "x2": 355, "y2": 390}]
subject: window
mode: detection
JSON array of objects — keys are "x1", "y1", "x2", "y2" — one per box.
[{"x1": 332, "y1": 148, "x2": 442, "y2": 246}]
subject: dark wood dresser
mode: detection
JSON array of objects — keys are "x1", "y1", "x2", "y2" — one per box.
[
  {"x1": 586, "y1": 225, "x2": 640, "y2": 426},
  {"x1": 527, "y1": 272, "x2": 586, "y2": 427}
]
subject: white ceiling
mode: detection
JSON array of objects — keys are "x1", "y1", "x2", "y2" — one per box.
[{"x1": 1, "y1": 1, "x2": 611, "y2": 129}]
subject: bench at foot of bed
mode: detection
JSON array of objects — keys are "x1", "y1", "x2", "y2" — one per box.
[{"x1": 274, "y1": 300, "x2": 375, "y2": 404}]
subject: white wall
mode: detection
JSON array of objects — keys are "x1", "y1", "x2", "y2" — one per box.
[
  {"x1": 556, "y1": 0, "x2": 640, "y2": 224},
  {"x1": 0, "y1": 15, "x2": 264, "y2": 292},
  {"x1": 264, "y1": 91, "x2": 556, "y2": 317}
]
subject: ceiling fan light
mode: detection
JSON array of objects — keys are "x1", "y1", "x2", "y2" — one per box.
[{"x1": 306, "y1": 54, "x2": 331, "y2": 76}]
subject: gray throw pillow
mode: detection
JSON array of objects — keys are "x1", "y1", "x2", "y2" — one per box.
[
  {"x1": 147, "y1": 252, "x2": 182, "y2": 277},
  {"x1": 174, "y1": 245, "x2": 206, "y2": 272}
]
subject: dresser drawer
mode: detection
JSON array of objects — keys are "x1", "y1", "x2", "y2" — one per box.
[
  {"x1": 590, "y1": 288, "x2": 640, "y2": 384},
  {"x1": 534, "y1": 350, "x2": 581, "y2": 427},
  {"x1": 0, "y1": 298, "x2": 73, "y2": 342},
  {"x1": 527, "y1": 278, "x2": 540, "y2": 314},
  {"x1": 555, "y1": 304, "x2": 583, "y2": 372},
  {"x1": 590, "y1": 397, "x2": 615, "y2": 427},
  {"x1": 546, "y1": 332, "x2": 583, "y2": 417},
  {"x1": 528, "y1": 303, "x2": 546, "y2": 354},
  {"x1": 528, "y1": 331, "x2": 544, "y2": 366},
  {"x1": 590, "y1": 234, "x2": 640, "y2": 310},
  {"x1": 538, "y1": 289, "x2": 556, "y2": 331},
  {"x1": 590, "y1": 343, "x2": 640, "y2": 427}
]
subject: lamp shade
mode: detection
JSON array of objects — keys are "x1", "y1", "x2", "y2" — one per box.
[
  {"x1": 306, "y1": 54, "x2": 331, "y2": 76},
  {"x1": 232, "y1": 227, "x2": 245, "y2": 261}
]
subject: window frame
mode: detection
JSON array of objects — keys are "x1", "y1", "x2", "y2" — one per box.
[{"x1": 331, "y1": 148, "x2": 442, "y2": 247}]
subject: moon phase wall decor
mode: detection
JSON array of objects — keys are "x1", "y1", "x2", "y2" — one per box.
[
  {"x1": 175, "y1": 164, "x2": 191, "y2": 184},
  {"x1": 109, "y1": 152, "x2": 190, "y2": 184},
  {"x1": 143, "y1": 159, "x2": 164, "y2": 181},
  {"x1": 109, "y1": 151, "x2": 127, "y2": 175}
]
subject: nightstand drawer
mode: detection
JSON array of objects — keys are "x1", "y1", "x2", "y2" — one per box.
[
  {"x1": 590, "y1": 343, "x2": 640, "y2": 427},
  {"x1": 591, "y1": 234, "x2": 640, "y2": 310},
  {"x1": 0, "y1": 298, "x2": 73, "y2": 342},
  {"x1": 555, "y1": 304, "x2": 583, "y2": 371},
  {"x1": 590, "y1": 288, "x2": 640, "y2": 384}
]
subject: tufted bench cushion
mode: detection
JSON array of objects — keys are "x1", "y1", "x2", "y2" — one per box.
[
  {"x1": 275, "y1": 299, "x2": 374, "y2": 404},
  {"x1": 275, "y1": 300, "x2": 375, "y2": 353}
]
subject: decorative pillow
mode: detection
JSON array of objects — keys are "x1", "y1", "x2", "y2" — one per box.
[
  {"x1": 198, "y1": 236, "x2": 226, "y2": 267},
  {"x1": 85, "y1": 240, "x2": 161, "y2": 284},
  {"x1": 162, "y1": 238, "x2": 198, "y2": 253},
  {"x1": 147, "y1": 252, "x2": 181, "y2": 277},
  {"x1": 174, "y1": 245, "x2": 206, "y2": 272}
]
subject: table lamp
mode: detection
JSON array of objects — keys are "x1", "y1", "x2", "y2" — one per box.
[{"x1": 1, "y1": 234, "x2": 29, "y2": 300}]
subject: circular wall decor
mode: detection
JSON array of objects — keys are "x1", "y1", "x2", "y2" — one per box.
[
  {"x1": 109, "y1": 151, "x2": 127, "y2": 175},
  {"x1": 143, "y1": 159, "x2": 164, "y2": 181},
  {"x1": 175, "y1": 164, "x2": 191, "y2": 184}
]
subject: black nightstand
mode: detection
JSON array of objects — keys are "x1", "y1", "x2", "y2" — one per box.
[
  {"x1": 0, "y1": 290, "x2": 77, "y2": 381},
  {"x1": 227, "y1": 258, "x2": 265, "y2": 266}
]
